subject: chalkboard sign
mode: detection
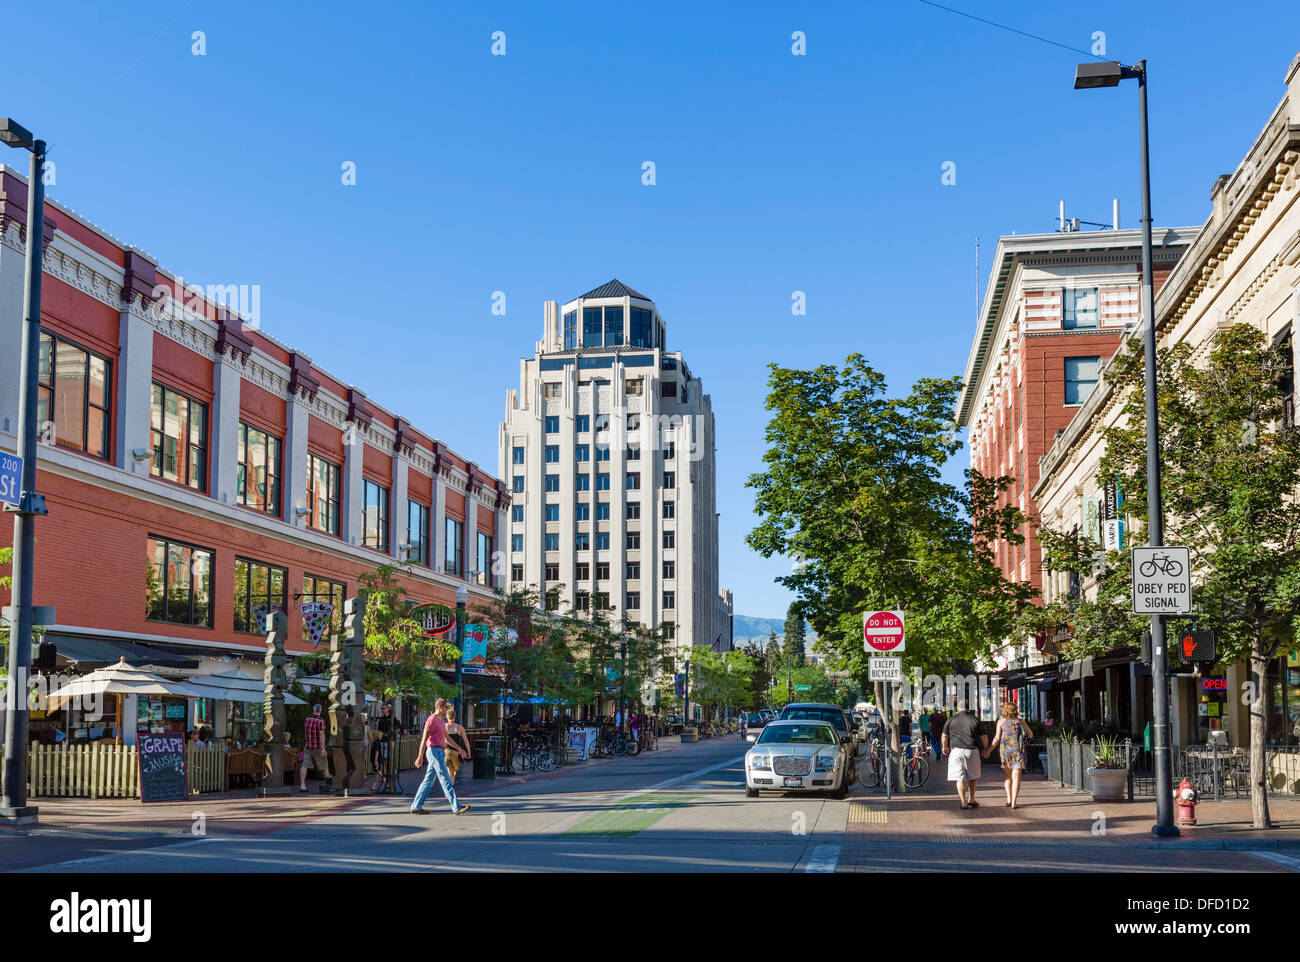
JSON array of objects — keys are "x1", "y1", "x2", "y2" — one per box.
[{"x1": 137, "y1": 732, "x2": 189, "y2": 802}]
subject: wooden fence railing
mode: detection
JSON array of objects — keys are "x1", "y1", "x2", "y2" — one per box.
[{"x1": 26, "y1": 743, "x2": 227, "y2": 799}]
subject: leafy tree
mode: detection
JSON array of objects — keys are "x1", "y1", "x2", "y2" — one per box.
[
  {"x1": 782, "y1": 601, "x2": 806, "y2": 666},
  {"x1": 360, "y1": 564, "x2": 457, "y2": 710},
  {"x1": 747, "y1": 355, "x2": 1031, "y2": 756},
  {"x1": 688, "y1": 648, "x2": 756, "y2": 719},
  {"x1": 771, "y1": 662, "x2": 837, "y2": 705},
  {"x1": 738, "y1": 642, "x2": 771, "y2": 710},
  {"x1": 0, "y1": 546, "x2": 9, "y2": 668}
]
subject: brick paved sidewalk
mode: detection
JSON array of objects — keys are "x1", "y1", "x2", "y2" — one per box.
[{"x1": 846, "y1": 769, "x2": 1300, "y2": 850}]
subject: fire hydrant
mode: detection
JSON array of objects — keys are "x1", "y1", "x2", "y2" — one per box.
[{"x1": 1175, "y1": 777, "x2": 1198, "y2": 826}]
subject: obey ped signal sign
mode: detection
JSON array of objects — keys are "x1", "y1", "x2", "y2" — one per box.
[{"x1": 863, "y1": 610, "x2": 905, "y2": 653}]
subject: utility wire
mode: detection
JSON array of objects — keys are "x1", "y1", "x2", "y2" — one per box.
[{"x1": 914, "y1": 0, "x2": 1106, "y2": 61}]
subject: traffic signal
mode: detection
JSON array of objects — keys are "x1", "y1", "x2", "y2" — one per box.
[
  {"x1": 1140, "y1": 631, "x2": 1152, "y2": 666},
  {"x1": 1178, "y1": 629, "x2": 1217, "y2": 663},
  {"x1": 32, "y1": 641, "x2": 55, "y2": 672}
]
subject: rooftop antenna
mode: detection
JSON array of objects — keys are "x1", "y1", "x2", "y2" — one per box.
[{"x1": 1059, "y1": 199, "x2": 1118, "y2": 232}]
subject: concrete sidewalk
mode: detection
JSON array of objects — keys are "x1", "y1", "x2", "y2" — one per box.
[{"x1": 845, "y1": 767, "x2": 1300, "y2": 851}]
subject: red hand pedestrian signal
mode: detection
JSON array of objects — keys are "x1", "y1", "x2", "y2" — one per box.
[{"x1": 1183, "y1": 636, "x2": 1196, "y2": 658}]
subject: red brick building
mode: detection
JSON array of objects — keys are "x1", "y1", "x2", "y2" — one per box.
[{"x1": 0, "y1": 165, "x2": 508, "y2": 737}]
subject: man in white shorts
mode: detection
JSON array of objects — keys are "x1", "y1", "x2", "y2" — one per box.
[{"x1": 942, "y1": 700, "x2": 990, "y2": 810}]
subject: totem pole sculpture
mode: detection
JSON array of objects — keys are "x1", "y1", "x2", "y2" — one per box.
[
  {"x1": 258, "y1": 610, "x2": 291, "y2": 795},
  {"x1": 328, "y1": 590, "x2": 370, "y2": 794}
]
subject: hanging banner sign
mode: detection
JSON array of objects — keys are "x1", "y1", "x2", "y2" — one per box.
[
  {"x1": 410, "y1": 602, "x2": 456, "y2": 638},
  {"x1": 300, "y1": 602, "x2": 334, "y2": 648}
]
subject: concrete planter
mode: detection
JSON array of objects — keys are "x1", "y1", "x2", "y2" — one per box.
[
  {"x1": 680, "y1": 729, "x2": 697, "y2": 743},
  {"x1": 1088, "y1": 766, "x2": 1127, "y2": 800}
]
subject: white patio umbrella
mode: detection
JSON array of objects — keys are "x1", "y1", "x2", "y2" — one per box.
[
  {"x1": 45, "y1": 657, "x2": 206, "y2": 742},
  {"x1": 185, "y1": 669, "x2": 306, "y2": 706}
]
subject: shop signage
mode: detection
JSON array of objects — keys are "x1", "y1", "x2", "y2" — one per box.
[
  {"x1": 1103, "y1": 518, "x2": 1124, "y2": 551},
  {"x1": 1082, "y1": 497, "x2": 1101, "y2": 545},
  {"x1": 137, "y1": 732, "x2": 189, "y2": 803},
  {"x1": 1131, "y1": 546, "x2": 1192, "y2": 614},
  {"x1": 1103, "y1": 481, "x2": 1123, "y2": 520},
  {"x1": 410, "y1": 602, "x2": 456, "y2": 638}
]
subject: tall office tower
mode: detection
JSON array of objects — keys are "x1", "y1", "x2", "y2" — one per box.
[{"x1": 500, "y1": 280, "x2": 732, "y2": 656}]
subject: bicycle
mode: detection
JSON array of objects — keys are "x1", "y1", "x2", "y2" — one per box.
[
  {"x1": 859, "y1": 736, "x2": 930, "y2": 790},
  {"x1": 511, "y1": 733, "x2": 558, "y2": 773},
  {"x1": 1139, "y1": 552, "x2": 1183, "y2": 578}
]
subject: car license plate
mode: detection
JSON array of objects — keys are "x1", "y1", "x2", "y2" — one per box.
[{"x1": 783, "y1": 777, "x2": 802, "y2": 788}]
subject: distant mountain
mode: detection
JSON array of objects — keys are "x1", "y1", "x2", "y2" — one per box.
[{"x1": 731, "y1": 614, "x2": 817, "y2": 650}]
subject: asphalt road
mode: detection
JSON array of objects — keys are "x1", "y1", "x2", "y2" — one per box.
[{"x1": 5, "y1": 738, "x2": 1296, "y2": 873}]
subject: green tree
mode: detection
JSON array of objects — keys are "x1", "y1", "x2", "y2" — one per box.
[
  {"x1": 0, "y1": 546, "x2": 10, "y2": 664},
  {"x1": 782, "y1": 601, "x2": 806, "y2": 666},
  {"x1": 360, "y1": 564, "x2": 457, "y2": 710},
  {"x1": 747, "y1": 355, "x2": 1031, "y2": 753}
]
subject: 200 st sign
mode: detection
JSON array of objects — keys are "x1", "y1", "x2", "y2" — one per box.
[
  {"x1": 863, "y1": 610, "x2": 905, "y2": 653},
  {"x1": 1131, "y1": 546, "x2": 1192, "y2": 615}
]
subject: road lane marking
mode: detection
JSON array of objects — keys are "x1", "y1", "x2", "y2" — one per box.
[
  {"x1": 19, "y1": 835, "x2": 221, "y2": 872},
  {"x1": 1246, "y1": 850, "x2": 1300, "y2": 872},
  {"x1": 805, "y1": 843, "x2": 840, "y2": 872},
  {"x1": 565, "y1": 792, "x2": 702, "y2": 837}
]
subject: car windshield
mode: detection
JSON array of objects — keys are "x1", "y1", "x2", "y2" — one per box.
[
  {"x1": 782, "y1": 708, "x2": 846, "y2": 732},
  {"x1": 757, "y1": 724, "x2": 836, "y2": 745}
]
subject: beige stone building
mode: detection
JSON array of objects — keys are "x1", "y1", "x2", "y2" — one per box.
[{"x1": 1033, "y1": 51, "x2": 1300, "y2": 752}]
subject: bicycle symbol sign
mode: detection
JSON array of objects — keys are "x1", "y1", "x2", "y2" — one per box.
[{"x1": 1131, "y1": 546, "x2": 1192, "y2": 615}]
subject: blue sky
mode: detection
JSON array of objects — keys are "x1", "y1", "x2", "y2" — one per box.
[{"x1": 5, "y1": 1, "x2": 1299, "y2": 618}]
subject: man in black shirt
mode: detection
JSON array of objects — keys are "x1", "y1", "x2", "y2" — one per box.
[{"x1": 942, "y1": 700, "x2": 989, "y2": 809}]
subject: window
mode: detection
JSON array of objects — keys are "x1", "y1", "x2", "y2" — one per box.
[
  {"x1": 37, "y1": 331, "x2": 111, "y2": 460},
  {"x1": 626, "y1": 592, "x2": 641, "y2": 610},
  {"x1": 575, "y1": 444, "x2": 590, "y2": 462},
  {"x1": 626, "y1": 473, "x2": 641, "y2": 491},
  {"x1": 663, "y1": 530, "x2": 675, "y2": 549},
  {"x1": 543, "y1": 382, "x2": 563, "y2": 400},
  {"x1": 596, "y1": 473, "x2": 611, "y2": 491},
  {"x1": 1277, "y1": 328, "x2": 1295, "y2": 429},
  {"x1": 595, "y1": 531, "x2": 610, "y2": 550},
  {"x1": 627, "y1": 414, "x2": 640, "y2": 431},
  {"x1": 583, "y1": 307, "x2": 603, "y2": 346},
  {"x1": 512, "y1": 505, "x2": 524, "y2": 522},
  {"x1": 604, "y1": 306, "x2": 624, "y2": 346},
  {"x1": 544, "y1": 532, "x2": 560, "y2": 552},
  {"x1": 595, "y1": 502, "x2": 610, "y2": 521},
  {"x1": 625, "y1": 378, "x2": 643, "y2": 396},
  {"x1": 234, "y1": 558, "x2": 287, "y2": 634},
  {"x1": 407, "y1": 500, "x2": 430, "y2": 565},
  {"x1": 594, "y1": 414, "x2": 610, "y2": 433},
  {"x1": 476, "y1": 532, "x2": 492, "y2": 584},
  {"x1": 545, "y1": 592, "x2": 560, "y2": 611},
  {"x1": 363, "y1": 479, "x2": 390, "y2": 551},
  {"x1": 545, "y1": 474, "x2": 560, "y2": 492},
  {"x1": 307, "y1": 454, "x2": 341, "y2": 535},
  {"x1": 595, "y1": 444, "x2": 610, "y2": 462},
  {"x1": 513, "y1": 475, "x2": 525, "y2": 493},
  {"x1": 545, "y1": 502, "x2": 560, "y2": 522},
  {"x1": 661, "y1": 381, "x2": 677, "y2": 398},
  {"x1": 151, "y1": 383, "x2": 208, "y2": 491},
  {"x1": 563, "y1": 311, "x2": 577, "y2": 350},
  {"x1": 146, "y1": 535, "x2": 213, "y2": 627},
  {"x1": 237, "y1": 423, "x2": 282, "y2": 515},
  {"x1": 545, "y1": 415, "x2": 559, "y2": 434},
  {"x1": 663, "y1": 591, "x2": 676, "y2": 610},
  {"x1": 626, "y1": 501, "x2": 641, "y2": 519},
  {"x1": 575, "y1": 415, "x2": 590, "y2": 433},
  {"x1": 545, "y1": 445, "x2": 560, "y2": 463},
  {"x1": 595, "y1": 561, "x2": 610, "y2": 580},
  {"x1": 575, "y1": 474, "x2": 590, "y2": 492},
  {"x1": 545, "y1": 562, "x2": 559, "y2": 582},
  {"x1": 627, "y1": 531, "x2": 641, "y2": 549},
  {"x1": 576, "y1": 591, "x2": 590, "y2": 612},
  {"x1": 626, "y1": 445, "x2": 641, "y2": 461},
  {"x1": 512, "y1": 445, "x2": 525, "y2": 464},
  {"x1": 575, "y1": 532, "x2": 590, "y2": 551},
  {"x1": 445, "y1": 518, "x2": 463, "y2": 575},
  {"x1": 662, "y1": 622, "x2": 676, "y2": 640},
  {"x1": 511, "y1": 564, "x2": 524, "y2": 582},
  {"x1": 662, "y1": 560, "x2": 675, "y2": 579},
  {"x1": 1064, "y1": 356, "x2": 1102, "y2": 405},
  {"x1": 302, "y1": 574, "x2": 346, "y2": 637},
  {"x1": 1063, "y1": 287, "x2": 1099, "y2": 329},
  {"x1": 575, "y1": 501, "x2": 590, "y2": 521},
  {"x1": 630, "y1": 307, "x2": 653, "y2": 347},
  {"x1": 512, "y1": 534, "x2": 524, "y2": 552},
  {"x1": 663, "y1": 500, "x2": 675, "y2": 519},
  {"x1": 575, "y1": 562, "x2": 590, "y2": 581},
  {"x1": 593, "y1": 592, "x2": 610, "y2": 611},
  {"x1": 663, "y1": 471, "x2": 676, "y2": 489},
  {"x1": 626, "y1": 562, "x2": 640, "y2": 580},
  {"x1": 665, "y1": 440, "x2": 676, "y2": 460}
]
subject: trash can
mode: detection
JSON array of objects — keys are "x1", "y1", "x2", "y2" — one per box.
[{"x1": 473, "y1": 739, "x2": 496, "y2": 780}]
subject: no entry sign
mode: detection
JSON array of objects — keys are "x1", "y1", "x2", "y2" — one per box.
[{"x1": 863, "y1": 610, "x2": 905, "y2": 653}]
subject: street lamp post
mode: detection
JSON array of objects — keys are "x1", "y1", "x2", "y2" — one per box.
[
  {"x1": 1074, "y1": 60, "x2": 1177, "y2": 837},
  {"x1": 454, "y1": 585, "x2": 467, "y2": 725},
  {"x1": 618, "y1": 636, "x2": 627, "y2": 731},
  {"x1": 683, "y1": 656, "x2": 691, "y2": 726},
  {"x1": 1, "y1": 118, "x2": 47, "y2": 824}
]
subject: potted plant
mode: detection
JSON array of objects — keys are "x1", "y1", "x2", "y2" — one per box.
[{"x1": 1087, "y1": 733, "x2": 1128, "y2": 800}]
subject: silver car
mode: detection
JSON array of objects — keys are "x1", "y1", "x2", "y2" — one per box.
[{"x1": 744, "y1": 720, "x2": 852, "y2": 799}]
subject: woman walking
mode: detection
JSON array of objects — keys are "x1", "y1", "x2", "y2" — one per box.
[
  {"x1": 985, "y1": 703, "x2": 1033, "y2": 809},
  {"x1": 443, "y1": 705, "x2": 473, "y2": 785}
]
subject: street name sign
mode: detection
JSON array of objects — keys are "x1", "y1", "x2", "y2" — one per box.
[
  {"x1": 793, "y1": 685, "x2": 811, "y2": 691},
  {"x1": 863, "y1": 610, "x2": 905, "y2": 653},
  {"x1": 1131, "y1": 546, "x2": 1192, "y2": 615},
  {"x1": 0, "y1": 452, "x2": 21, "y2": 506},
  {"x1": 868, "y1": 656, "x2": 903, "y2": 682}
]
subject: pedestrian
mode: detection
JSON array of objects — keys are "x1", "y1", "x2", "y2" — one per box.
[
  {"x1": 411, "y1": 698, "x2": 470, "y2": 816},
  {"x1": 299, "y1": 703, "x2": 330, "y2": 793},
  {"x1": 443, "y1": 705, "x2": 472, "y2": 785},
  {"x1": 942, "y1": 699, "x2": 989, "y2": 810},
  {"x1": 369, "y1": 713, "x2": 388, "y2": 793},
  {"x1": 928, "y1": 706, "x2": 947, "y2": 760},
  {"x1": 1044, "y1": 710, "x2": 1056, "y2": 731},
  {"x1": 919, "y1": 709, "x2": 931, "y2": 748},
  {"x1": 985, "y1": 702, "x2": 1033, "y2": 808},
  {"x1": 629, "y1": 712, "x2": 640, "y2": 746},
  {"x1": 899, "y1": 709, "x2": 912, "y2": 744}
]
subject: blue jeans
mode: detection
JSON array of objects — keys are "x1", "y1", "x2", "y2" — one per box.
[
  {"x1": 411, "y1": 746, "x2": 460, "y2": 812},
  {"x1": 931, "y1": 731, "x2": 943, "y2": 758}
]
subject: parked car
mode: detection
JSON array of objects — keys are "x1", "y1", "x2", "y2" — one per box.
[
  {"x1": 759, "y1": 708, "x2": 777, "y2": 724},
  {"x1": 745, "y1": 720, "x2": 852, "y2": 799},
  {"x1": 779, "y1": 702, "x2": 859, "y2": 754},
  {"x1": 744, "y1": 712, "x2": 768, "y2": 742}
]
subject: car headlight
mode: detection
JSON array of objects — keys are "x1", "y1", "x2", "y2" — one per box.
[
  {"x1": 749, "y1": 753, "x2": 771, "y2": 770},
  {"x1": 815, "y1": 751, "x2": 837, "y2": 771}
]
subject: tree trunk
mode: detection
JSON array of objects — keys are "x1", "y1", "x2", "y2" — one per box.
[{"x1": 1248, "y1": 644, "x2": 1272, "y2": 829}]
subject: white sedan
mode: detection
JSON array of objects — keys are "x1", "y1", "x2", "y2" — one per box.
[{"x1": 744, "y1": 720, "x2": 852, "y2": 799}]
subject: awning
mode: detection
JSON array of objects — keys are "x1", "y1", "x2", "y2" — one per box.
[
  {"x1": 47, "y1": 634, "x2": 202, "y2": 670},
  {"x1": 1001, "y1": 672, "x2": 1028, "y2": 689},
  {"x1": 186, "y1": 670, "x2": 306, "y2": 705},
  {"x1": 1057, "y1": 657, "x2": 1095, "y2": 683},
  {"x1": 1034, "y1": 678, "x2": 1055, "y2": 691}
]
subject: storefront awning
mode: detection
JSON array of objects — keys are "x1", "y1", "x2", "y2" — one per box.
[
  {"x1": 48, "y1": 634, "x2": 202, "y2": 671},
  {"x1": 1057, "y1": 657, "x2": 1095, "y2": 683}
]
